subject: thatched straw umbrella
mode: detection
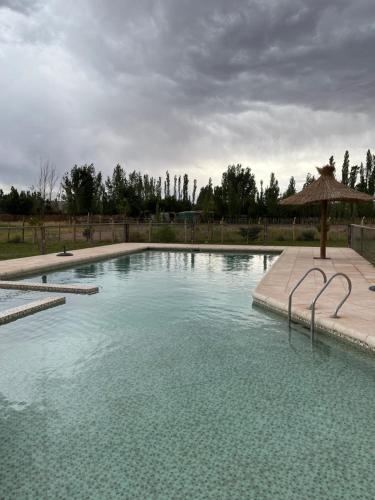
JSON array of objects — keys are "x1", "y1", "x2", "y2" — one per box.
[{"x1": 280, "y1": 165, "x2": 374, "y2": 259}]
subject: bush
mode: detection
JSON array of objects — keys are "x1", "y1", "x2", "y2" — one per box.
[
  {"x1": 82, "y1": 226, "x2": 95, "y2": 241},
  {"x1": 153, "y1": 225, "x2": 176, "y2": 243},
  {"x1": 239, "y1": 226, "x2": 262, "y2": 241},
  {"x1": 297, "y1": 229, "x2": 316, "y2": 241},
  {"x1": 275, "y1": 233, "x2": 285, "y2": 241},
  {"x1": 8, "y1": 235, "x2": 22, "y2": 244}
]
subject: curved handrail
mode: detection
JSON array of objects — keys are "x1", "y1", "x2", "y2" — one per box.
[
  {"x1": 310, "y1": 272, "x2": 352, "y2": 341},
  {"x1": 288, "y1": 268, "x2": 327, "y2": 328}
]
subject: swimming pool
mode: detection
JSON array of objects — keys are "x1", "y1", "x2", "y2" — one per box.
[{"x1": 0, "y1": 251, "x2": 374, "y2": 499}]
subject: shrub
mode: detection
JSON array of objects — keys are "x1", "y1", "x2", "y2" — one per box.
[
  {"x1": 275, "y1": 233, "x2": 285, "y2": 241},
  {"x1": 82, "y1": 226, "x2": 95, "y2": 241},
  {"x1": 297, "y1": 229, "x2": 316, "y2": 241},
  {"x1": 239, "y1": 226, "x2": 262, "y2": 241},
  {"x1": 9, "y1": 235, "x2": 22, "y2": 244},
  {"x1": 153, "y1": 225, "x2": 176, "y2": 243}
]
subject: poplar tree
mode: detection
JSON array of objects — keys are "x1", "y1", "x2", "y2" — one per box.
[
  {"x1": 365, "y1": 150, "x2": 373, "y2": 191},
  {"x1": 341, "y1": 151, "x2": 349, "y2": 186},
  {"x1": 192, "y1": 179, "x2": 197, "y2": 205},
  {"x1": 264, "y1": 172, "x2": 280, "y2": 217},
  {"x1": 349, "y1": 165, "x2": 358, "y2": 189},
  {"x1": 284, "y1": 176, "x2": 296, "y2": 198}
]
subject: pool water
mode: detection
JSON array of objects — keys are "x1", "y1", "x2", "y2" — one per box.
[{"x1": 0, "y1": 251, "x2": 374, "y2": 499}]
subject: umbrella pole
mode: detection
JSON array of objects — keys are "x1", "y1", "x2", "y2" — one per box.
[{"x1": 320, "y1": 200, "x2": 328, "y2": 259}]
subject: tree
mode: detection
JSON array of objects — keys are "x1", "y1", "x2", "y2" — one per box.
[
  {"x1": 61, "y1": 164, "x2": 103, "y2": 215},
  {"x1": 341, "y1": 151, "x2": 349, "y2": 186},
  {"x1": 105, "y1": 164, "x2": 128, "y2": 215},
  {"x1": 165, "y1": 171, "x2": 170, "y2": 198},
  {"x1": 197, "y1": 178, "x2": 215, "y2": 214},
  {"x1": 182, "y1": 174, "x2": 189, "y2": 203},
  {"x1": 0, "y1": 186, "x2": 38, "y2": 215},
  {"x1": 369, "y1": 167, "x2": 375, "y2": 196},
  {"x1": 365, "y1": 149, "x2": 373, "y2": 192},
  {"x1": 303, "y1": 173, "x2": 315, "y2": 189},
  {"x1": 356, "y1": 163, "x2": 367, "y2": 192},
  {"x1": 221, "y1": 164, "x2": 257, "y2": 217},
  {"x1": 264, "y1": 172, "x2": 280, "y2": 217},
  {"x1": 257, "y1": 180, "x2": 265, "y2": 216},
  {"x1": 283, "y1": 176, "x2": 296, "y2": 198},
  {"x1": 192, "y1": 179, "x2": 197, "y2": 205},
  {"x1": 349, "y1": 165, "x2": 358, "y2": 189}
]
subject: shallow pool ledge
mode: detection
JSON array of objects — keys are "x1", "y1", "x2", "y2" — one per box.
[{"x1": 252, "y1": 246, "x2": 375, "y2": 351}]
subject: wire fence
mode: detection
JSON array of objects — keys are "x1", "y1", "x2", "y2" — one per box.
[
  {"x1": 349, "y1": 224, "x2": 375, "y2": 265},
  {"x1": 0, "y1": 221, "x2": 349, "y2": 248}
]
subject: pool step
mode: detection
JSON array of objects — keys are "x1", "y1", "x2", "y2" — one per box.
[
  {"x1": 0, "y1": 296, "x2": 66, "y2": 325},
  {"x1": 0, "y1": 281, "x2": 99, "y2": 295}
]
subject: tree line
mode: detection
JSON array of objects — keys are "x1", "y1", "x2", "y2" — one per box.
[{"x1": 0, "y1": 150, "x2": 374, "y2": 219}]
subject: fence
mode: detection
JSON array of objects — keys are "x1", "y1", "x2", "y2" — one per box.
[
  {"x1": 0, "y1": 221, "x2": 349, "y2": 248},
  {"x1": 349, "y1": 224, "x2": 375, "y2": 265}
]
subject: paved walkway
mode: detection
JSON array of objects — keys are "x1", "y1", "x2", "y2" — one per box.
[
  {"x1": 0, "y1": 243, "x2": 373, "y2": 350},
  {"x1": 253, "y1": 246, "x2": 375, "y2": 350}
]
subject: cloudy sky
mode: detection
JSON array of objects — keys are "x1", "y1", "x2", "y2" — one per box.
[{"x1": 0, "y1": 0, "x2": 374, "y2": 192}]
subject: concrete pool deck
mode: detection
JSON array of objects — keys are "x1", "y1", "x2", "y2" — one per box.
[
  {"x1": 253, "y1": 246, "x2": 375, "y2": 351},
  {"x1": 0, "y1": 243, "x2": 373, "y2": 350}
]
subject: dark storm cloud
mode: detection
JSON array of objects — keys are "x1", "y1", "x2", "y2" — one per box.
[
  {"x1": 78, "y1": 0, "x2": 375, "y2": 112},
  {"x1": 0, "y1": 0, "x2": 374, "y2": 190},
  {"x1": 0, "y1": 0, "x2": 40, "y2": 14}
]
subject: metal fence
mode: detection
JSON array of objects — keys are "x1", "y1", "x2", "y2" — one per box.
[
  {"x1": 0, "y1": 221, "x2": 349, "y2": 247},
  {"x1": 349, "y1": 224, "x2": 375, "y2": 265}
]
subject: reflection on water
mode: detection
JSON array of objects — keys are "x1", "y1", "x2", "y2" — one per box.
[{"x1": 74, "y1": 261, "x2": 106, "y2": 279}]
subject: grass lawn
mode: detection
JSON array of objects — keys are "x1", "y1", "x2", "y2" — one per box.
[
  {"x1": 0, "y1": 239, "x2": 346, "y2": 260},
  {"x1": 247, "y1": 240, "x2": 346, "y2": 247},
  {"x1": 0, "y1": 241, "x2": 110, "y2": 260}
]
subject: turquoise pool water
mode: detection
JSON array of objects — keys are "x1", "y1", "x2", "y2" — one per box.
[{"x1": 0, "y1": 251, "x2": 374, "y2": 499}]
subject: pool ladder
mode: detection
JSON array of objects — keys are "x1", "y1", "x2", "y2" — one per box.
[{"x1": 288, "y1": 268, "x2": 352, "y2": 341}]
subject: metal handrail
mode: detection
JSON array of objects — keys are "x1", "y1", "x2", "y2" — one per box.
[
  {"x1": 288, "y1": 268, "x2": 327, "y2": 328},
  {"x1": 310, "y1": 272, "x2": 352, "y2": 341}
]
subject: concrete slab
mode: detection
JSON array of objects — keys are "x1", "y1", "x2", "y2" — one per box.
[
  {"x1": 0, "y1": 296, "x2": 66, "y2": 325},
  {"x1": 0, "y1": 281, "x2": 98, "y2": 294}
]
